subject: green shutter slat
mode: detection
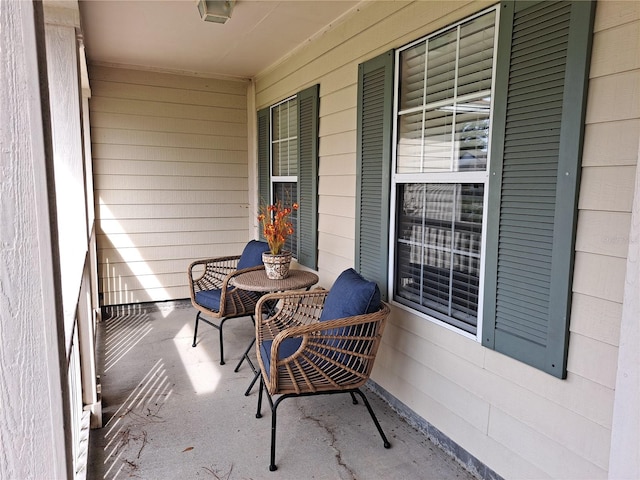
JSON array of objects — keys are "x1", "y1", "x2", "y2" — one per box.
[
  {"x1": 499, "y1": 0, "x2": 565, "y2": 360},
  {"x1": 482, "y1": 0, "x2": 595, "y2": 378},
  {"x1": 257, "y1": 108, "x2": 270, "y2": 243},
  {"x1": 494, "y1": 317, "x2": 547, "y2": 343},
  {"x1": 356, "y1": 51, "x2": 394, "y2": 300},
  {"x1": 496, "y1": 301, "x2": 549, "y2": 326},
  {"x1": 296, "y1": 84, "x2": 319, "y2": 269}
]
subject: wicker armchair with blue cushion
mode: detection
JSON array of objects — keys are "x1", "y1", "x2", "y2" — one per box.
[
  {"x1": 254, "y1": 268, "x2": 391, "y2": 471},
  {"x1": 188, "y1": 240, "x2": 270, "y2": 365}
]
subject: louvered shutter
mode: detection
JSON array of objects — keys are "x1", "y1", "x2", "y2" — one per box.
[
  {"x1": 482, "y1": 0, "x2": 595, "y2": 378},
  {"x1": 297, "y1": 84, "x2": 319, "y2": 269},
  {"x1": 356, "y1": 51, "x2": 394, "y2": 300},
  {"x1": 257, "y1": 108, "x2": 270, "y2": 243}
]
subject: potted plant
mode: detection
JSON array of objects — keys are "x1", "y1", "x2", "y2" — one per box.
[{"x1": 258, "y1": 199, "x2": 298, "y2": 279}]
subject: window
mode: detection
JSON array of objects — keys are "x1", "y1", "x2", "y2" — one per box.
[
  {"x1": 357, "y1": 1, "x2": 595, "y2": 378},
  {"x1": 257, "y1": 85, "x2": 319, "y2": 269},
  {"x1": 270, "y1": 97, "x2": 299, "y2": 256},
  {"x1": 393, "y1": 9, "x2": 497, "y2": 335}
]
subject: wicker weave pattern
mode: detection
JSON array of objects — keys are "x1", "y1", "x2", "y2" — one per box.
[
  {"x1": 188, "y1": 256, "x2": 265, "y2": 319},
  {"x1": 255, "y1": 289, "x2": 390, "y2": 396}
]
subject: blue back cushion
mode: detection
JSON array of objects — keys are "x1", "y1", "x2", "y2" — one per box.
[
  {"x1": 237, "y1": 240, "x2": 270, "y2": 270},
  {"x1": 319, "y1": 268, "x2": 381, "y2": 321}
]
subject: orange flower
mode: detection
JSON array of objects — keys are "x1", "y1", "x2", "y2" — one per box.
[{"x1": 258, "y1": 198, "x2": 299, "y2": 255}]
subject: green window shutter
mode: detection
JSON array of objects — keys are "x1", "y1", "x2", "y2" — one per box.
[
  {"x1": 297, "y1": 84, "x2": 319, "y2": 269},
  {"x1": 356, "y1": 50, "x2": 394, "y2": 300},
  {"x1": 257, "y1": 107, "x2": 270, "y2": 243},
  {"x1": 482, "y1": 0, "x2": 595, "y2": 378}
]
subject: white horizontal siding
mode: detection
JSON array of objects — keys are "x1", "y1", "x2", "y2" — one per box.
[
  {"x1": 94, "y1": 159, "x2": 247, "y2": 178},
  {"x1": 570, "y1": 293, "x2": 623, "y2": 347},
  {"x1": 91, "y1": 112, "x2": 246, "y2": 136},
  {"x1": 97, "y1": 189, "x2": 247, "y2": 205},
  {"x1": 93, "y1": 144, "x2": 247, "y2": 163},
  {"x1": 582, "y1": 119, "x2": 640, "y2": 167},
  {"x1": 91, "y1": 127, "x2": 247, "y2": 150},
  {"x1": 575, "y1": 210, "x2": 632, "y2": 258},
  {"x1": 253, "y1": 1, "x2": 639, "y2": 479},
  {"x1": 90, "y1": 95, "x2": 247, "y2": 123},
  {"x1": 572, "y1": 5, "x2": 640, "y2": 473},
  {"x1": 91, "y1": 66, "x2": 249, "y2": 305}
]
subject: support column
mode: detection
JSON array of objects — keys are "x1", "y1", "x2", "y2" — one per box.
[
  {"x1": 608, "y1": 137, "x2": 640, "y2": 479},
  {"x1": 0, "y1": 1, "x2": 70, "y2": 478}
]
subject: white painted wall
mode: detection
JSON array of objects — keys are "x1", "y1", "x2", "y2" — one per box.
[
  {"x1": 253, "y1": 1, "x2": 640, "y2": 478},
  {"x1": 89, "y1": 67, "x2": 250, "y2": 305},
  {"x1": 1, "y1": 1, "x2": 69, "y2": 478},
  {"x1": 585, "y1": 3, "x2": 640, "y2": 477}
]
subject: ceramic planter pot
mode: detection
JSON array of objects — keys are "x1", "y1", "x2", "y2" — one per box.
[{"x1": 262, "y1": 251, "x2": 292, "y2": 279}]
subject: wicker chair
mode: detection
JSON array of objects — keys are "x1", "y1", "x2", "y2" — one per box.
[
  {"x1": 188, "y1": 240, "x2": 270, "y2": 366},
  {"x1": 254, "y1": 268, "x2": 391, "y2": 471}
]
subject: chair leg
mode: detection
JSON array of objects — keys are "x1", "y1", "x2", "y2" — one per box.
[
  {"x1": 192, "y1": 312, "x2": 201, "y2": 347},
  {"x1": 256, "y1": 376, "x2": 280, "y2": 471},
  {"x1": 234, "y1": 315, "x2": 256, "y2": 373},
  {"x1": 353, "y1": 389, "x2": 391, "y2": 449},
  {"x1": 244, "y1": 370, "x2": 260, "y2": 397},
  {"x1": 193, "y1": 313, "x2": 226, "y2": 366},
  {"x1": 234, "y1": 338, "x2": 255, "y2": 373},
  {"x1": 218, "y1": 318, "x2": 227, "y2": 365},
  {"x1": 256, "y1": 376, "x2": 264, "y2": 419},
  {"x1": 270, "y1": 396, "x2": 284, "y2": 472}
]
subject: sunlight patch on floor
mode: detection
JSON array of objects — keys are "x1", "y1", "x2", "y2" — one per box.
[{"x1": 174, "y1": 322, "x2": 221, "y2": 394}]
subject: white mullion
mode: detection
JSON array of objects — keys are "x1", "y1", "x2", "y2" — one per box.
[
  {"x1": 269, "y1": 105, "x2": 275, "y2": 205},
  {"x1": 447, "y1": 183, "x2": 459, "y2": 317},
  {"x1": 395, "y1": 171, "x2": 486, "y2": 184},
  {"x1": 271, "y1": 175, "x2": 297, "y2": 182},
  {"x1": 399, "y1": 90, "x2": 490, "y2": 117},
  {"x1": 450, "y1": 25, "x2": 461, "y2": 172},
  {"x1": 421, "y1": 39, "x2": 429, "y2": 174},
  {"x1": 280, "y1": 104, "x2": 286, "y2": 177},
  {"x1": 419, "y1": 184, "x2": 427, "y2": 306},
  {"x1": 285, "y1": 100, "x2": 291, "y2": 176}
]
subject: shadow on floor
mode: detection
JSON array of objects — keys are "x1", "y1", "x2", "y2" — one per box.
[{"x1": 87, "y1": 300, "x2": 477, "y2": 480}]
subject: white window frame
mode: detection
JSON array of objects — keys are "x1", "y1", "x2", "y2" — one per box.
[{"x1": 389, "y1": 6, "x2": 500, "y2": 340}]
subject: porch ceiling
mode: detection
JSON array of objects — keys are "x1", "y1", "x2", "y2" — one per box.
[{"x1": 79, "y1": 0, "x2": 361, "y2": 79}]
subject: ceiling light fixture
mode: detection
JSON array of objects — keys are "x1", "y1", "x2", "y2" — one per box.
[{"x1": 197, "y1": 0, "x2": 235, "y2": 24}]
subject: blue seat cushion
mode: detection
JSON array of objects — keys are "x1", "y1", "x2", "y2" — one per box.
[
  {"x1": 194, "y1": 288, "x2": 224, "y2": 312},
  {"x1": 237, "y1": 240, "x2": 270, "y2": 270},
  {"x1": 319, "y1": 268, "x2": 381, "y2": 321},
  {"x1": 260, "y1": 337, "x2": 303, "y2": 380}
]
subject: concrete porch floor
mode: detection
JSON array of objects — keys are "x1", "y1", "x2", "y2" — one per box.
[{"x1": 87, "y1": 300, "x2": 478, "y2": 480}]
